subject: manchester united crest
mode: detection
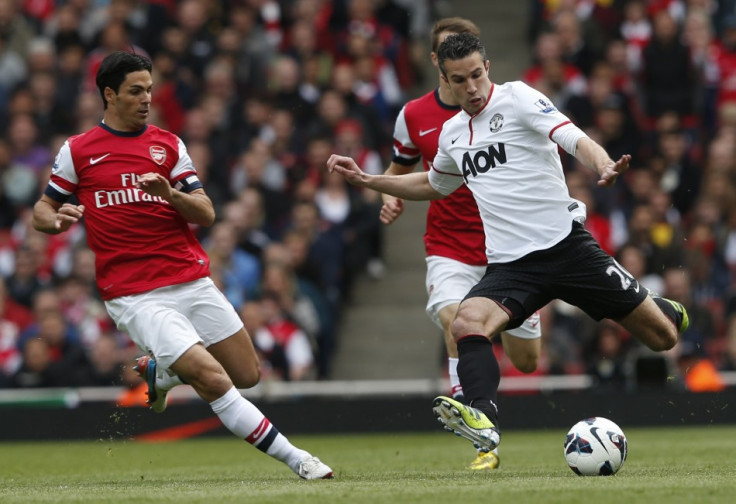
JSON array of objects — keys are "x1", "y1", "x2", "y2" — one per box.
[
  {"x1": 489, "y1": 113, "x2": 504, "y2": 133},
  {"x1": 150, "y1": 146, "x2": 167, "y2": 165}
]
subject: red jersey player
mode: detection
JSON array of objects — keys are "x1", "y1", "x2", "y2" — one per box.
[
  {"x1": 381, "y1": 18, "x2": 543, "y2": 471},
  {"x1": 32, "y1": 51, "x2": 332, "y2": 480}
]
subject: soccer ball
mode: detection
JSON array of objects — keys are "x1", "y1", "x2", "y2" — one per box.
[{"x1": 563, "y1": 417, "x2": 627, "y2": 476}]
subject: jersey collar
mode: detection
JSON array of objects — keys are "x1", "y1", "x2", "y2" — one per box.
[
  {"x1": 433, "y1": 88, "x2": 461, "y2": 111},
  {"x1": 99, "y1": 121, "x2": 148, "y2": 137}
]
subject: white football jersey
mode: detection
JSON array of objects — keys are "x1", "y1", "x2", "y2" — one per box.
[{"x1": 430, "y1": 81, "x2": 588, "y2": 263}]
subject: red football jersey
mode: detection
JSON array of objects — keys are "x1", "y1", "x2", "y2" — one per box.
[
  {"x1": 392, "y1": 89, "x2": 487, "y2": 265},
  {"x1": 45, "y1": 123, "x2": 210, "y2": 300}
]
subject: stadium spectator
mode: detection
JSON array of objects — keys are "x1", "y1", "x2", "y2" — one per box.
[
  {"x1": 7, "y1": 112, "x2": 53, "y2": 179},
  {"x1": 287, "y1": 199, "x2": 345, "y2": 307},
  {"x1": 205, "y1": 220, "x2": 261, "y2": 309},
  {"x1": 279, "y1": 229, "x2": 337, "y2": 377},
  {"x1": 56, "y1": 275, "x2": 111, "y2": 349},
  {"x1": 0, "y1": 0, "x2": 35, "y2": 60},
  {"x1": 222, "y1": 187, "x2": 272, "y2": 261},
  {"x1": 552, "y1": 8, "x2": 600, "y2": 77},
  {"x1": 5, "y1": 243, "x2": 49, "y2": 308},
  {"x1": 229, "y1": 139, "x2": 290, "y2": 237},
  {"x1": 585, "y1": 320, "x2": 631, "y2": 391},
  {"x1": 80, "y1": 331, "x2": 126, "y2": 387},
  {"x1": 662, "y1": 267, "x2": 719, "y2": 360},
  {"x1": 0, "y1": 276, "x2": 33, "y2": 385},
  {"x1": 640, "y1": 9, "x2": 696, "y2": 122},
  {"x1": 619, "y1": 0, "x2": 651, "y2": 73},
  {"x1": 15, "y1": 309, "x2": 90, "y2": 387},
  {"x1": 9, "y1": 337, "x2": 57, "y2": 388},
  {"x1": 523, "y1": 30, "x2": 587, "y2": 103},
  {"x1": 651, "y1": 128, "x2": 702, "y2": 215},
  {"x1": 245, "y1": 294, "x2": 316, "y2": 382},
  {"x1": 260, "y1": 261, "x2": 321, "y2": 350},
  {"x1": 712, "y1": 15, "x2": 736, "y2": 110}
]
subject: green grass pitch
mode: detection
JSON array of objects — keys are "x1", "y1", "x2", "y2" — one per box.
[{"x1": 1, "y1": 425, "x2": 735, "y2": 503}]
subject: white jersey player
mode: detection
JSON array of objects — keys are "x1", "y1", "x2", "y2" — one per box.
[{"x1": 327, "y1": 33, "x2": 688, "y2": 457}]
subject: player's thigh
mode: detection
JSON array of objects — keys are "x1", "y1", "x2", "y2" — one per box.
[
  {"x1": 453, "y1": 296, "x2": 510, "y2": 341},
  {"x1": 207, "y1": 327, "x2": 261, "y2": 388},
  {"x1": 425, "y1": 256, "x2": 485, "y2": 330},
  {"x1": 461, "y1": 262, "x2": 550, "y2": 333},
  {"x1": 185, "y1": 278, "x2": 259, "y2": 387},
  {"x1": 186, "y1": 277, "x2": 247, "y2": 346},
  {"x1": 551, "y1": 224, "x2": 646, "y2": 321},
  {"x1": 105, "y1": 289, "x2": 202, "y2": 372},
  {"x1": 500, "y1": 332, "x2": 541, "y2": 374}
]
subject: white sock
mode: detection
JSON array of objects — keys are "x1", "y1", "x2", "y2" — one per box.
[
  {"x1": 448, "y1": 357, "x2": 463, "y2": 398},
  {"x1": 210, "y1": 387, "x2": 308, "y2": 471}
]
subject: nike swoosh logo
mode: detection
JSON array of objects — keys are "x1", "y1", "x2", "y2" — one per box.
[
  {"x1": 90, "y1": 153, "x2": 111, "y2": 165},
  {"x1": 419, "y1": 127, "x2": 437, "y2": 136},
  {"x1": 589, "y1": 427, "x2": 610, "y2": 454},
  {"x1": 451, "y1": 137, "x2": 460, "y2": 144}
]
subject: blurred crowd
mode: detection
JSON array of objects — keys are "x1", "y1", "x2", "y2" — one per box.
[
  {"x1": 1, "y1": 0, "x2": 736, "y2": 394},
  {"x1": 0, "y1": 0, "x2": 432, "y2": 389}
]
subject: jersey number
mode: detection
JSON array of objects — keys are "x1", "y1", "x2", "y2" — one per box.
[{"x1": 606, "y1": 260, "x2": 639, "y2": 292}]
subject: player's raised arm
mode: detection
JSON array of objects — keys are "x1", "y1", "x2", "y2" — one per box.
[
  {"x1": 327, "y1": 154, "x2": 444, "y2": 201},
  {"x1": 32, "y1": 196, "x2": 85, "y2": 235},
  {"x1": 380, "y1": 161, "x2": 416, "y2": 224},
  {"x1": 574, "y1": 137, "x2": 631, "y2": 187}
]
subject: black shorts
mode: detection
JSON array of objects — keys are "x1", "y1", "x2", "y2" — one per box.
[{"x1": 464, "y1": 222, "x2": 648, "y2": 329}]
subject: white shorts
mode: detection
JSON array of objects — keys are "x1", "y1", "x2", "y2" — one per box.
[
  {"x1": 425, "y1": 255, "x2": 541, "y2": 340},
  {"x1": 105, "y1": 277, "x2": 244, "y2": 371}
]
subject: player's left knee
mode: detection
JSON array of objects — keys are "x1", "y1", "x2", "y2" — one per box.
[
  {"x1": 649, "y1": 327, "x2": 678, "y2": 352},
  {"x1": 513, "y1": 354, "x2": 538, "y2": 374},
  {"x1": 231, "y1": 363, "x2": 261, "y2": 389}
]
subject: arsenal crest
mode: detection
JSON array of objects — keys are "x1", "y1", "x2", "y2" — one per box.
[{"x1": 150, "y1": 146, "x2": 167, "y2": 165}]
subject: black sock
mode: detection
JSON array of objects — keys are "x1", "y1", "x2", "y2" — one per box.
[
  {"x1": 652, "y1": 297, "x2": 682, "y2": 329},
  {"x1": 457, "y1": 335, "x2": 500, "y2": 423}
]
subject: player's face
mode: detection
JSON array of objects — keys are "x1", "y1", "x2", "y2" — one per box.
[
  {"x1": 442, "y1": 52, "x2": 491, "y2": 115},
  {"x1": 105, "y1": 70, "x2": 152, "y2": 131}
]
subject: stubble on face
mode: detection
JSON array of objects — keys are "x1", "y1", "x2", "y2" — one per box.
[
  {"x1": 107, "y1": 70, "x2": 152, "y2": 131},
  {"x1": 442, "y1": 53, "x2": 491, "y2": 115}
]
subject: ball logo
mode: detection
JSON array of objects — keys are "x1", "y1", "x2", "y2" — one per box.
[{"x1": 150, "y1": 146, "x2": 167, "y2": 165}]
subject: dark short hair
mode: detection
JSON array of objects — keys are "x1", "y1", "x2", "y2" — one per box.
[
  {"x1": 437, "y1": 33, "x2": 487, "y2": 76},
  {"x1": 95, "y1": 51, "x2": 152, "y2": 109}
]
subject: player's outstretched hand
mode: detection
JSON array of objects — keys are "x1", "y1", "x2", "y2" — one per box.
[
  {"x1": 380, "y1": 198, "x2": 404, "y2": 225},
  {"x1": 597, "y1": 154, "x2": 631, "y2": 187},
  {"x1": 327, "y1": 154, "x2": 368, "y2": 187},
  {"x1": 136, "y1": 172, "x2": 173, "y2": 199},
  {"x1": 55, "y1": 203, "x2": 85, "y2": 231}
]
